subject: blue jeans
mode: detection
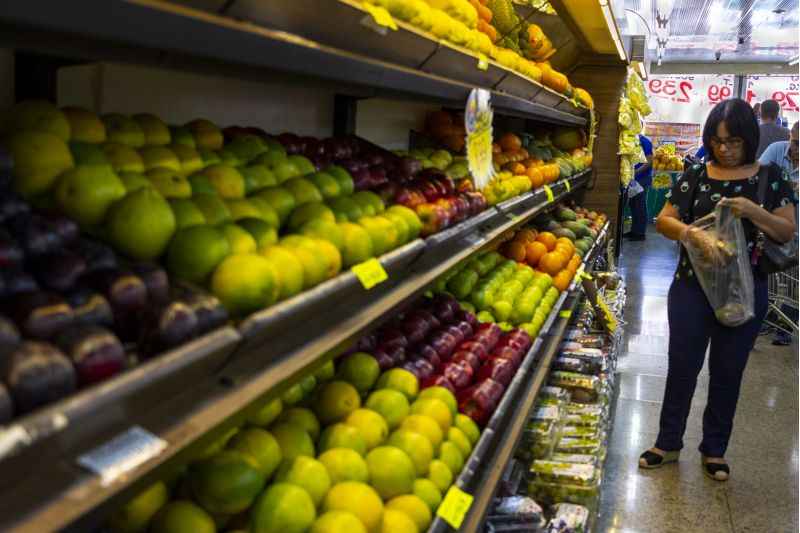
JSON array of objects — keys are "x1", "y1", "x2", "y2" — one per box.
[
  {"x1": 656, "y1": 276, "x2": 769, "y2": 457},
  {"x1": 629, "y1": 187, "x2": 649, "y2": 236}
]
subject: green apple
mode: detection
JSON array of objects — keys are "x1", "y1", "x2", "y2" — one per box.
[
  {"x1": 307, "y1": 172, "x2": 341, "y2": 199},
  {"x1": 246, "y1": 197, "x2": 280, "y2": 228},
  {"x1": 69, "y1": 141, "x2": 109, "y2": 165},
  {"x1": 476, "y1": 310, "x2": 495, "y2": 323},
  {"x1": 352, "y1": 191, "x2": 385, "y2": 215},
  {"x1": 255, "y1": 149, "x2": 288, "y2": 169},
  {"x1": 146, "y1": 168, "x2": 192, "y2": 199},
  {"x1": 225, "y1": 135, "x2": 268, "y2": 163},
  {"x1": 106, "y1": 187, "x2": 176, "y2": 260},
  {"x1": 218, "y1": 222, "x2": 257, "y2": 254},
  {"x1": 192, "y1": 193, "x2": 232, "y2": 224},
  {"x1": 491, "y1": 301, "x2": 513, "y2": 322},
  {"x1": 55, "y1": 165, "x2": 126, "y2": 227},
  {"x1": 170, "y1": 198, "x2": 207, "y2": 229},
  {"x1": 194, "y1": 164, "x2": 245, "y2": 199},
  {"x1": 326, "y1": 166, "x2": 354, "y2": 196},
  {"x1": 133, "y1": 113, "x2": 171, "y2": 146},
  {"x1": 140, "y1": 146, "x2": 181, "y2": 172},
  {"x1": 225, "y1": 198, "x2": 264, "y2": 221},
  {"x1": 170, "y1": 144, "x2": 204, "y2": 176},
  {"x1": 102, "y1": 113, "x2": 145, "y2": 147},
  {"x1": 271, "y1": 160, "x2": 301, "y2": 183},
  {"x1": 119, "y1": 171, "x2": 152, "y2": 192},
  {"x1": 103, "y1": 142, "x2": 145, "y2": 173}
]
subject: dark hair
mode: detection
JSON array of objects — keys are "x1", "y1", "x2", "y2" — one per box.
[
  {"x1": 702, "y1": 98, "x2": 760, "y2": 165},
  {"x1": 760, "y1": 99, "x2": 780, "y2": 120}
]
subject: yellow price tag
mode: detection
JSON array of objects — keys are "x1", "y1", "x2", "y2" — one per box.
[
  {"x1": 362, "y1": 3, "x2": 397, "y2": 30},
  {"x1": 437, "y1": 485, "x2": 474, "y2": 528},
  {"x1": 477, "y1": 53, "x2": 489, "y2": 71},
  {"x1": 559, "y1": 309, "x2": 572, "y2": 319},
  {"x1": 543, "y1": 185, "x2": 554, "y2": 203},
  {"x1": 564, "y1": 179, "x2": 571, "y2": 192},
  {"x1": 352, "y1": 258, "x2": 388, "y2": 289}
]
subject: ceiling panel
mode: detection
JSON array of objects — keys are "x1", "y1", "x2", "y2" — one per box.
[{"x1": 620, "y1": 0, "x2": 798, "y2": 63}]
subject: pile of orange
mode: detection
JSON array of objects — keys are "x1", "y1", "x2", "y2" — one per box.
[
  {"x1": 492, "y1": 133, "x2": 560, "y2": 190},
  {"x1": 502, "y1": 229, "x2": 581, "y2": 293}
]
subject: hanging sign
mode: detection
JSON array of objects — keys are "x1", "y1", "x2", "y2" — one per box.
[
  {"x1": 465, "y1": 88, "x2": 494, "y2": 191},
  {"x1": 645, "y1": 75, "x2": 735, "y2": 125},
  {"x1": 745, "y1": 75, "x2": 800, "y2": 123}
]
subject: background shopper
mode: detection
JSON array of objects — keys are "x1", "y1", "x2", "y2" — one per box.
[
  {"x1": 639, "y1": 99, "x2": 796, "y2": 481},
  {"x1": 756, "y1": 99, "x2": 790, "y2": 158},
  {"x1": 624, "y1": 133, "x2": 653, "y2": 240}
]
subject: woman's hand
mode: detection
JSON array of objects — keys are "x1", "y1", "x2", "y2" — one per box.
[
  {"x1": 683, "y1": 227, "x2": 730, "y2": 266},
  {"x1": 719, "y1": 196, "x2": 762, "y2": 220}
]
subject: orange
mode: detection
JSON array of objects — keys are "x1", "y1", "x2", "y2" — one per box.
[
  {"x1": 567, "y1": 254, "x2": 581, "y2": 274},
  {"x1": 555, "y1": 238, "x2": 574, "y2": 255},
  {"x1": 526, "y1": 167, "x2": 544, "y2": 189},
  {"x1": 539, "y1": 252, "x2": 564, "y2": 276},
  {"x1": 525, "y1": 241, "x2": 547, "y2": 267},
  {"x1": 511, "y1": 163, "x2": 526, "y2": 175},
  {"x1": 536, "y1": 231, "x2": 557, "y2": 251},
  {"x1": 498, "y1": 133, "x2": 521, "y2": 152},
  {"x1": 505, "y1": 241, "x2": 526, "y2": 262},
  {"x1": 553, "y1": 271, "x2": 571, "y2": 292},
  {"x1": 515, "y1": 229, "x2": 537, "y2": 244}
]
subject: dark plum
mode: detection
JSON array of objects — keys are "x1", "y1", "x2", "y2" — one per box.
[
  {"x1": 4, "y1": 341, "x2": 76, "y2": 414},
  {"x1": 140, "y1": 300, "x2": 199, "y2": 356},
  {"x1": 32, "y1": 250, "x2": 87, "y2": 292},
  {"x1": 132, "y1": 263, "x2": 170, "y2": 305},
  {"x1": 56, "y1": 326, "x2": 125, "y2": 386},
  {"x1": 11, "y1": 291, "x2": 74, "y2": 340},
  {"x1": 66, "y1": 289, "x2": 114, "y2": 328}
]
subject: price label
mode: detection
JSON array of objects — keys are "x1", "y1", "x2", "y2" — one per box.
[
  {"x1": 361, "y1": 4, "x2": 397, "y2": 31},
  {"x1": 477, "y1": 53, "x2": 489, "y2": 71},
  {"x1": 564, "y1": 179, "x2": 571, "y2": 192},
  {"x1": 352, "y1": 258, "x2": 388, "y2": 289},
  {"x1": 437, "y1": 485, "x2": 474, "y2": 528},
  {"x1": 559, "y1": 309, "x2": 572, "y2": 319},
  {"x1": 77, "y1": 426, "x2": 167, "y2": 486},
  {"x1": 543, "y1": 185, "x2": 554, "y2": 203}
]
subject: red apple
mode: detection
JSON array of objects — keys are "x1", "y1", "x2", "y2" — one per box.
[
  {"x1": 476, "y1": 357, "x2": 515, "y2": 386},
  {"x1": 402, "y1": 314, "x2": 432, "y2": 344},
  {"x1": 456, "y1": 179, "x2": 474, "y2": 193},
  {"x1": 415, "y1": 203, "x2": 447, "y2": 236},
  {"x1": 493, "y1": 345, "x2": 523, "y2": 368},
  {"x1": 411, "y1": 309, "x2": 440, "y2": 330},
  {"x1": 451, "y1": 350, "x2": 481, "y2": 372},
  {"x1": 395, "y1": 187, "x2": 426, "y2": 208},
  {"x1": 435, "y1": 175, "x2": 456, "y2": 196},
  {"x1": 461, "y1": 378, "x2": 505, "y2": 425},
  {"x1": 430, "y1": 332, "x2": 458, "y2": 359},
  {"x1": 458, "y1": 340, "x2": 488, "y2": 362},
  {"x1": 421, "y1": 374, "x2": 455, "y2": 393},
  {"x1": 475, "y1": 322, "x2": 502, "y2": 348},
  {"x1": 443, "y1": 360, "x2": 474, "y2": 388}
]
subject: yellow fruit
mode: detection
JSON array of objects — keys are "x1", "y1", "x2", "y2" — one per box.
[
  {"x1": 226, "y1": 427, "x2": 282, "y2": 478},
  {"x1": 317, "y1": 448, "x2": 370, "y2": 484},
  {"x1": 106, "y1": 187, "x2": 176, "y2": 260},
  {"x1": 167, "y1": 224, "x2": 230, "y2": 283},
  {"x1": 312, "y1": 238, "x2": 343, "y2": 279},
  {"x1": 7, "y1": 130, "x2": 73, "y2": 197},
  {"x1": 103, "y1": 142, "x2": 145, "y2": 173},
  {"x1": 410, "y1": 398, "x2": 452, "y2": 433},
  {"x1": 169, "y1": 198, "x2": 206, "y2": 228},
  {"x1": 438, "y1": 441, "x2": 464, "y2": 477},
  {"x1": 211, "y1": 253, "x2": 277, "y2": 315},
  {"x1": 400, "y1": 415, "x2": 443, "y2": 453},
  {"x1": 454, "y1": 414, "x2": 480, "y2": 445},
  {"x1": 186, "y1": 119, "x2": 223, "y2": 150},
  {"x1": 170, "y1": 144, "x2": 204, "y2": 176},
  {"x1": 219, "y1": 223, "x2": 257, "y2": 255},
  {"x1": 418, "y1": 387, "x2": 458, "y2": 416},
  {"x1": 337, "y1": 352, "x2": 381, "y2": 393},
  {"x1": 387, "y1": 429, "x2": 434, "y2": 476},
  {"x1": 103, "y1": 113, "x2": 145, "y2": 147},
  {"x1": 319, "y1": 423, "x2": 367, "y2": 456},
  {"x1": 412, "y1": 479, "x2": 442, "y2": 513},
  {"x1": 339, "y1": 222, "x2": 374, "y2": 267},
  {"x1": 146, "y1": 167, "x2": 192, "y2": 199},
  {"x1": 238, "y1": 217, "x2": 278, "y2": 249},
  {"x1": 365, "y1": 446, "x2": 416, "y2": 500},
  {"x1": 282, "y1": 239, "x2": 328, "y2": 289},
  {"x1": 140, "y1": 146, "x2": 181, "y2": 172},
  {"x1": 427, "y1": 459, "x2": 453, "y2": 492},
  {"x1": 380, "y1": 509, "x2": 418, "y2": 533},
  {"x1": 251, "y1": 482, "x2": 317, "y2": 533},
  {"x1": 198, "y1": 164, "x2": 246, "y2": 199},
  {"x1": 149, "y1": 500, "x2": 215, "y2": 533},
  {"x1": 55, "y1": 165, "x2": 126, "y2": 227},
  {"x1": 62, "y1": 106, "x2": 105, "y2": 143},
  {"x1": 311, "y1": 511, "x2": 367, "y2": 533},
  {"x1": 275, "y1": 456, "x2": 332, "y2": 506},
  {"x1": 188, "y1": 451, "x2": 266, "y2": 514},
  {"x1": 270, "y1": 422, "x2": 315, "y2": 463},
  {"x1": 386, "y1": 495, "x2": 431, "y2": 531},
  {"x1": 133, "y1": 113, "x2": 171, "y2": 146},
  {"x1": 313, "y1": 381, "x2": 361, "y2": 425},
  {"x1": 376, "y1": 369, "x2": 419, "y2": 401},
  {"x1": 2, "y1": 100, "x2": 70, "y2": 140},
  {"x1": 345, "y1": 408, "x2": 388, "y2": 450},
  {"x1": 259, "y1": 245, "x2": 305, "y2": 300},
  {"x1": 323, "y1": 482, "x2": 384, "y2": 533},
  {"x1": 108, "y1": 481, "x2": 168, "y2": 533},
  {"x1": 248, "y1": 397, "x2": 282, "y2": 426},
  {"x1": 447, "y1": 427, "x2": 472, "y2": 458},
  {"x1": 278, "y1": 407, "x2": 320, "y2": 440},
  {"x1": 365, "y1": 390, "x2": 410, "y2": 430}
]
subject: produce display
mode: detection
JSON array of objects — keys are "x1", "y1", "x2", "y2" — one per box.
[
  {"x1": 360, "y1": 0, "x2": 594, "y2": 106},
  {"x1": 618, "y1": 68, "x2": 651, "y2": 186},
  {"x1": 653, "y1": 144, "x2": 682, "y2": 171},
  {"x1": 0, "y1": 175, "x2": 227, "y2": 424}
]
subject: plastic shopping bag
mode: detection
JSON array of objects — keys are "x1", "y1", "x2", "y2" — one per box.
[
  {"x1": 681, "y1": 204, "x2": 755, "y2": 327},
  {"x1": 627, "y1": 179, "x2": 644, "y2": 198}
]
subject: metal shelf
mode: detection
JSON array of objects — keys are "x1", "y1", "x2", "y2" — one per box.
[
  {"x1": 0, "y1": 173, "x2": 592, "y2": 533},
  {"x1": 0, "y1": 0, "x2": 586, "y2": 126},
  {"x1": 427, "y1": 219, "x2": 610, "y2": 533}
]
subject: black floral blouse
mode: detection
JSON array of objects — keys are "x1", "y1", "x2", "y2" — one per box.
[{"x1": 665, "y1": 163, "x2": 795, "y2": 280}]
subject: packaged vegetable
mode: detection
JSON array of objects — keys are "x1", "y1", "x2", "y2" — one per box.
[
  {"x1": 526, "y1": 419, "x2": 557, "y2": 459},
  {"x1": 540, "y1": 385, "x2": 571, "y2": 403},
  {"x1": 532, "y1": 405, "x2": 560, "y2": 422},
  {"x1": 529, "y1": 461, "x2": 596, "y2": 485},
  {"x1": 551, "y1": 452, "x2": 597, "y2": 466},
  {"x1": 546, "y1": 503, "x2": 590, "y2": 533},
  {"x1": 527, "y1": 462, "x2": 599, "y2": 507},
  {"x1": 494, "y1": 495, "x2": 545, "y2": 524},
  {"x1": 561, "y1": 425, "x2": 600, "y2": 440},
  {"x1": 549, "y1": 371, "x2": 600, "y2": 403},
  {"x1": 562, "y1": 412, "x2": 600, "y2": 429},
  {"x1": 556, "y1": 437, "x2": 602, "y2": 456}
]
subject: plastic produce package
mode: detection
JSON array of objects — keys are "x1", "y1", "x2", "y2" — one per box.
[
  {"x1": 527, "y1": 461, "x2": 599, "y2": 507},
  {"x1": 526, "y1": 419, "x2": 558, "y2": 459},
  {"x1": 549, "y1": 371, "x2": 600, "y2": 403},
  {"x1": 681, "y1": 206, "x2": 755, "y2": 327},
  {"x1": 546, "y1": 503, "x2": 590, "y2": 533}
]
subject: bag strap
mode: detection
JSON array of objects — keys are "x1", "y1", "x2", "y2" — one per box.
[
  {"x1": 755, "y1": 164, "x2": 770, "y2": 208},
  {"x1": 683, "y1": 164, "x2": 705, "y2": 222}
]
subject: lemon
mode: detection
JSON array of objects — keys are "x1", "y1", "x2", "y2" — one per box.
[
  {"x1": 210, "y1": 253, "x2": 277, "y2": 315},
  {"x1": 188, "y1": 451, "x2": 266, "y2": 514},
  {"x1": 251, "y1": 483, "x2": 316, "y2": 533},
  {"x1": 149, "y1": 500, "x2": 215, "y2": 533},
  {"x1": 412, "y1": 479, "x2": 442, "y2": 513},
  {"x1": 345, "y1": 409, "x2": 388, "y2": 450},
  {"x1": 380, "y1": 509, "x2": 418, "y2": 533},
  {"x1": 427, "y1": 459, "x2": 453, "y2": 492},
  {"x1": 387, "y1": 429, "x2": 433, "y2": 476},
  {"x1": 311, "y1": 511, "x2": 367, "y2": 533},
  {"x1": 376, "y1": 369, "x2": 419, "y2": 401},
  {"x1": 317, "y1": 448, "x2": 370, "y2": 484},
  {"x1": 107, "y1": 481, "x2": 168, "y2": 533},
  {"x1": 418, "y1": 386, "x2": 458, "y2": 417},
  {"x1": 365, "y1": 390, "x2": 410, "y2": 430},
  {"x1": 386, "y1": 495, "x2": 431, "y2": 531},
  {"x1": 336, "y1": 352, "x2": 380, "y2": 393},
  {"x1": 365, "y1": 446, "x2": 416, "y2": 500},
  {"x1": 323, "y1": 482, "x2": 384, "y2": 533},
  {"x1": 400, "y1": 415, "x2": 443, "y2": 453},
  {"x1": 410, "y1": 398, "x2": 452, "y2": 433},
  {"x1": 313, "y1": 381, "x2": 361, "y2": 425},
  {"x1": 275, "y1": 456, "x2": 332, "y2": 507},
  {"x1": 318, "y1": 423, "x2": 367, "y2": 456}
]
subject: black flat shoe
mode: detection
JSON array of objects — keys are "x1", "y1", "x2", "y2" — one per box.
[
  {"x1": 701, "y1": 457, "x2": 729, "y2": 481},
  {"x1": 638, "y1": 448, "x2": 680, "y2": 469}
]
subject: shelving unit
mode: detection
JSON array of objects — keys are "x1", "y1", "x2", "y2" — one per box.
[{"x1": 0, "y1": 0, "x2": 629, "y2": 530}]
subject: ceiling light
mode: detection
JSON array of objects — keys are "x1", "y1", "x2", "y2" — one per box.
[{"x1": 599, "y1": 0, "x2": 628, "y2": 62}]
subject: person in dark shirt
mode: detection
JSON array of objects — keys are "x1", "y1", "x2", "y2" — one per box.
[
  {"x1": 755, "y1": 99, "x2": 790, "y2": 158},
  {"x1": 624, "y1": 134, "x2": 653, "y2": 240},
  {"x1": 638, "y1": 98, "x2": 796, "y2": 481}
]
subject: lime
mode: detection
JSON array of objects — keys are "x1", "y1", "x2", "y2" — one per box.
[
  {"x1": 150, "y1": 500, "x2": 215, "y2": 533},
  {"x1": 275, "y1": 456, "x2": 331, "y2": 507},
  {"x1": 218, "y1": 223, "x2": 257, "y2": 255},
  {"x1": 410, "y1": 398, "x2": 452, "y2": 433},
  {"x1": 387, "y1": 429, "x2": 434, "y2": 476},
  {"x1": 270, "y1": 422, "x2": 315, "y2": 463},
  {"x1": 166, "y1": 224, "x2": 230, "y2": 283},
  {"x1": 318, "y1": 423, "x2": 367, "y2": 456},
  {"x1": 310, "y1": 511, "x2": 367, "y2": 533},
  {"x1": 345, "y1": 408, "x2": 388, "y2": 450},
  {"x1": 251, "y1": 482, "x2": 316, "y2": 533},
  {"x1": 337, "y1": 352, "x2": 380, "y2": 393},
  {"x1": 365, "y1": 446, "x2": 416, "y2": 500},
  {"x1": 317, "y1": 448, "x2": 370, "y2": 484},
  {"x1": 226, "y1": 428, "x2": 282, "y2": 478},
  {"x1": 210, "y1": 253, "x2": 277, "y2": 315},
  {"x1": 376, "y1": 369, "x2": 419, "y2": 401},
  {"x1": 169, "y1": 198, "x2": 206, "y2": 228},
  {"x1": 188, "y1": 451, "x2": 266, "y2": 514},
  {"x1": 248, "y1": 397, "x2": 282, "y2": 427},
  {"x1": 238, "y1": 217, "x2": 278, "y2": 249},
  {"x1": 412, "y1": 479, "x2": 442, "y2": 513},
  {"x1": 106, "y1": 187, "x2": 176, "y2": 260},
  {"x1": 313, "y1": 381, "x2": 361, "y2": 425},
  {"x1": 107, "y1": 481, "x2": 168, "y2": 533},
  {"x1": 278, "y1": 407, "x2": 320, "y2": 440},
  {"x1": 380, "y1": 509, "x2": 418, "y2": 533},
  {"x1": 365, "y1": 390, "x2": 410, "y2": 430},
  {"x1": 323, "y1": 482, "x2": 384, "y2": 533}
]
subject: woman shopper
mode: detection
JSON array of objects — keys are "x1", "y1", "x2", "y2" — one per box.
[{"x1": 638, "y1": 98, "x2": 796, "y2": 481}]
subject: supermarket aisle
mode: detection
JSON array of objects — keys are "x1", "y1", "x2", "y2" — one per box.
[{"x1": 597, "y1": 227, "x2": 799, "y2": 533}]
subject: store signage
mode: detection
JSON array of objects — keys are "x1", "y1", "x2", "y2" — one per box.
[
  {"x1": 745, "y1": 75, "x2": 800, "y2": 120},
  {"x1": 465, "y1": 88, "x2": 494, "y2": 190},
  {"x1": 645, "y1": 75, "x2": 735, "y2": 124}
]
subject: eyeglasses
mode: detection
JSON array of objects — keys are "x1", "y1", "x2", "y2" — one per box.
[{"x1": 710, "y1": 136, "x2": 744, "y2": 149}]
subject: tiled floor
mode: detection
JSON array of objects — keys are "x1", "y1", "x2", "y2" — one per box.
[{"x1": 597, "y1": 227, "x2": 799, "y2": 533}]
